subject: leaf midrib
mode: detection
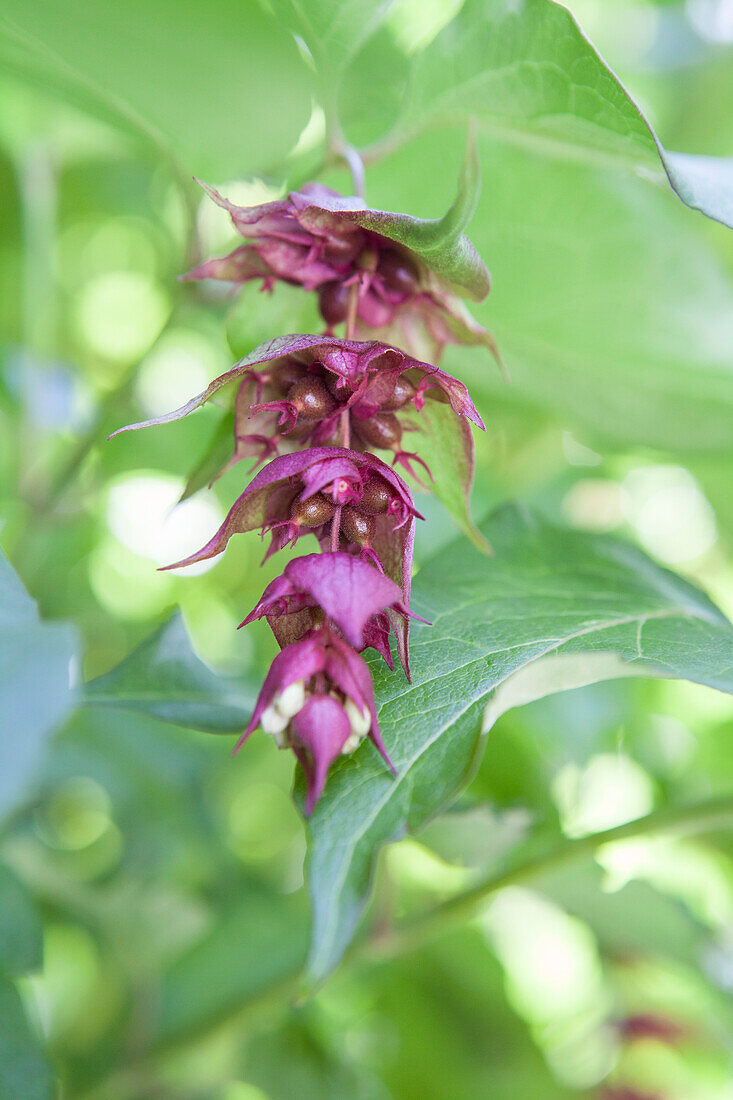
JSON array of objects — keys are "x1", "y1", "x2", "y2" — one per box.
[{"x1": 310, "y1": 605, "x2": 686, "y2": 970}]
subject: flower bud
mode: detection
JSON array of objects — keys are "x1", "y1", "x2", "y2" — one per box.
[
  {"x1": 318, "y1": 281, "x2": 351, "y2": 325},
  {"x1": 342, "y1": 507, "x2": 375, "y2": 547},
  {"x1": 324, "y1": 372, "x2": 353, "y2": 401},
  {"x1": 378, "y1": 249, "x2": 419, "y2": 295},
  {"x1": 286, "y1": 377, "x2": 337, "y2": 420},
  {"x1": 291, "y1": 493, "x2": 336, "y2": 527},
  {"x1": 358, "y1": 478, "x2": 392, "y2": 515},
  {"x1": 353, "y1": 411, "x2": 402, "y2": 450},
  {"x1": 269, "y1": 359, "x2": 304, "y2": 394},
  {"x1": 380, "y1": 374, "x2": 416, "y2": 411}
]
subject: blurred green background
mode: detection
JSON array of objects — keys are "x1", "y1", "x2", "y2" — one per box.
[{"x1": 2, "y1": 0, "x2": 733, "y2": 1097}]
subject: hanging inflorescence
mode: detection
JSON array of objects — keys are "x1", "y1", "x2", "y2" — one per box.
[{"x1": 113, "y1": 176, "x2": 495, "y2": 813}]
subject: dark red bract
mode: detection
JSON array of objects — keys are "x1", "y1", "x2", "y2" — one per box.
[
  {"x1": 241, "y1": 551, "x2": 421, "y2": 676},
  {"x1": 111, "y1": 335, "x2": 484, "y2": 483},
  {"x1": 182, "y1": 181, "x2": 498, "y2": 363}
]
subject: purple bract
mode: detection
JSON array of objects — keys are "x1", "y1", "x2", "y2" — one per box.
[
  {"x1": 162, "y1": 448, "x2": 419, "y2": 647},
  {"x1": 111, "y1": 334, "x2": 484, "y2": 482},
  {"x1": 182, "y1": 181, "x2": 499, "y2": 363},
  {"x1": 241, "y1": 552, "x2": 419, "y2": 677}
]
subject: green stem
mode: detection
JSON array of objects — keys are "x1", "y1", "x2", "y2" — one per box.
[
  {"x1": 17, "y1": 140, "x2": 57, "y2": 358},
  {"x1": 363, "y1": 794, "x2": 733, "y2": 962}
]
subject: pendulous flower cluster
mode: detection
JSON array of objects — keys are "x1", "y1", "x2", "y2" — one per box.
[{"x1": 114, "y1": 177, "x2": 494, "y2": 813}]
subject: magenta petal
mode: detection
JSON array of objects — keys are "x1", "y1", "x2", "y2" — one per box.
[
  {"x1": 235, "y1": 637, "x2": 325, "y2": 751},
  {"x1": 291, "y1": 694, "x2": 352, "y2": 814},
  {"x1": 323, "y1": 634, "x2": 372, "y2": 713},
  {"x1": 181, "y1": 245, "x2": 270, "y2": 283},
  {"x1": 299, "y1": 456, "x2": 362, "y2": 501},
  {"x1": 413, "y1": 368, "x2": 485, "y2": 429},
  {"x1": 238, "y1": 575, "x2": 297, "y2": 627},
  {"x1": 284, "y1": 553, "x2": 404, "y2": 649},
  {"x1": 323, "y1": 635, "x2": 396, "y2": 774}
]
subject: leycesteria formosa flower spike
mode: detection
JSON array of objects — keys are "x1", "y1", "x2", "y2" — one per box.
[
  {"x1": 109, "y1": 141, "x2": 495, "y2": 813},
  {"x1": 182, "y1": 180, "x2": 500, "y2": 365},
  {"x1": 237, "y1": 627, "x2": 395, "y2": 815},
  {"x1": 110, "y1": 335, "x2": 484, "y2": 487}
]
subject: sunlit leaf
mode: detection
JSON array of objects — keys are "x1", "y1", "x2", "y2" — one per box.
[
  {"x1": 0, "y1": 0, "x2": 313, "y2": 179},
  {"x1": 369, "y1": 0, "x2": 733, "y2": 228},
  {"x1": 369, "y1": 129, "x2": 733, "y2": 453},
  {"x1": 270, "y1": 0, "x2": 400, "y2": 79}
]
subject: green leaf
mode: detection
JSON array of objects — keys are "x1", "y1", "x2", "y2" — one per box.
[
  {"x1": 375, "y1": 0, "x2": 733, "y2": 228},
  {"x1": 0, "y1": 551, "x2": 78, "y2": 821},
  {"x1": 303, "y1": 504, "x2": 733, "y2": 984},
  {"x1": 380, "y1": 929, "x2": 580, "y2": 1100},
  {"x1": 370, "y1": 128, "x2": 733, "y2": 453},
  {"x1": 226, "y1": 282, "x2": 323, "y2": 363},
  {"x1": 180, "y1": 411, "x2": 234, "y2": 502},
  {"x1": 246, "y1": 1015, "x2": 391, "y2": 1100},
  {"x1": 156, "y1": 883, "x2": 309, "y2": 1045},
  {"x1": 0, "y1": 0, "x2": 313, "y2": 179},
  {"x1": 409, "y1": 399, "x2": 489, "y2": 552},
  {"x1": 538, "y1": 864, "x2": 708, "y2": 968},
  {"x1": 0, "y1": 864, "x2": 43, "y2": 977},
  {"x1": 84, "y1": 614, "x2": 256, "y2": 734},
  {"x1": 0, "y1": 978, "x2": 53, "y2": 1100},
  {"x1": 269, "y1": 0, "x2": 400, "y2": 80}
]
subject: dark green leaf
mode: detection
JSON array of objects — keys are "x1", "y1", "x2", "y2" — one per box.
[
  {"x1": 304, "y1": 504, "x2": 733, "y2": 983},
  {"x1": 84, "y1": 614, "x2": 256, "y2": 734},
  {"x1": 0, "y1": 978, "x2": 53, "y2": 1100},
  {"x1": 247, "y1": 1016, "x2": 391, "y2": 1100},
  {"x1": 156, "y1": 884, "x2": 309, "y2": 1044},
  {"x1": 0, "y1": 864, "x2": 43, "y2": 977},
  {"x1": 0, "y1": 551, "x2": 78, "y2": 820}
]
